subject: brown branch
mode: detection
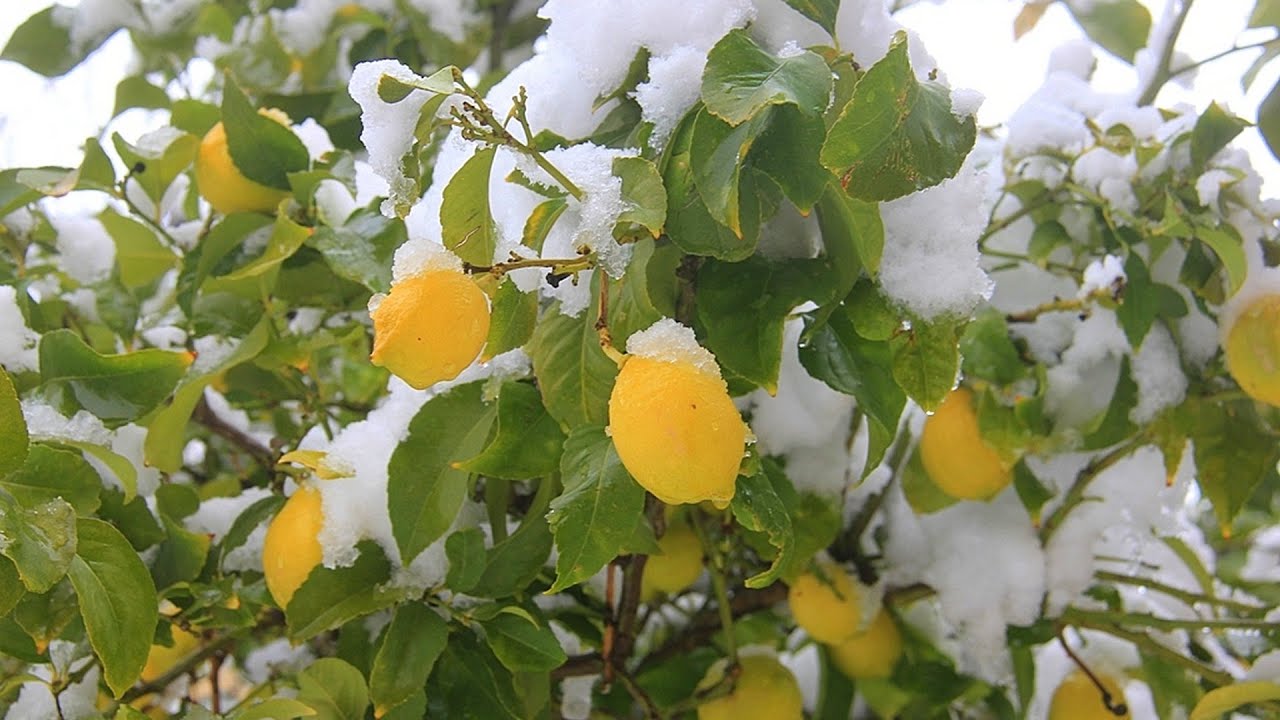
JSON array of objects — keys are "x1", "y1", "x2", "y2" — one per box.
[
  {"x1": 193, "y1": 395, "x2": 276, "y2": 472},
  {"x1": 634, "y1": 583, "x2": 788, "y2": 676}
]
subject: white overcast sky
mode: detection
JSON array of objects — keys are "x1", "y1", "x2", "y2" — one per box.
[{"x1": 1, "y1": 0, "x2": 1278, "y2": 191}]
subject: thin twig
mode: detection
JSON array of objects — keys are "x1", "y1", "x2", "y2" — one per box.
[
  {"x1": 1058, "y1": 629, "x2": 1129, "y2": 716},
  {"x1": 1137, "y1": 0, "x2": 1196, "y2": 106},
  {"x1": 193, "y1": 395, "x2": 276, "y2": 472}
]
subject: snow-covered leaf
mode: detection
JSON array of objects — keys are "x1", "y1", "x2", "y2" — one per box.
[{"x1": 701, "y1": 29, "x2": 832, "y2": 126}]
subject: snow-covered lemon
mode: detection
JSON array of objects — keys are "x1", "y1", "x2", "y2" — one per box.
[
  {"x1": 608, "y1": 319, "x2": 746, "y2": 507},
  {"x1": 788, "y1": 562, "x2": 863, "y2": 645},
  {"x1": 369, "y1": 268, "x2": 491, "y2": 390},
  {"x1": 829, "y1": 608, "x2": 903, "y2": 680},
  {"x1": 640, "y1": 520, "x2": 704, "y2": 601},
  {"x1": 262, "y1": 486, "x2": 325, "y2": 608},
  {"x1": 919, "y1": 387, "x2": 1013, "y2": 501},
  {"x1": 195, "y1": 109, "x2": 294, "y2": 215},
  {"x1": 1048, "y1": 670, "x2": 1129, "y2": 720},
  {"x1": 696, "y1": 654, "x2": 803, "y2": 720},
  {"x1": 1224, "y1": 294, "x2": 1280, "y2": 407}
]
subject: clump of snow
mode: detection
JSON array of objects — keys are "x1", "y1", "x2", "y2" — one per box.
[
  {"x1": 242, "y1": 638, "x2": 316, "y2": 684},
  {"x1": 1195, "y1": 168, "x2": 1235, "y2": 207},
  {"x1": 186, "y1": 487, "x2": 274, "y2": 540},
  {"x1": 626, "y1": 318, "x2": 721, "y2": 378},
  {"x1": 50, "y1": 215, "x2": 115, "y2": 284},
  {"x1": 348, "y1": 60, "x2": 448, "y2": 217},
  {"x1": 0, "y1": 286, "x2": 39, "y2": 372},
  {"x1": 1048, "y1": 39, "x2": 1096, "y2": 80},
  {"x1": 22, "y1": 401, "x2": 111, "y2": 446},
  {"x1": 1241, "y1": 526, "x2": 1280, "y2": 582},
  {"x1": 388, "y1": 240, "x2": 463, "y2": 285},
  {"x1": 950, "y1": 87, "x2": 984, "y2": 118},
  {"x1": 191, "y1": 335, "x2": 240, "y2": 375},
  {"x1": 878, "y1": 164, "x2": 993, "y2": 320},
  {"x1": 633, "y1": 46, "x2": 707, "y2": 147},
  {"x1": 1078, "y1": 255, "x2": 1125, "y2": 299},
  {"x1": 4, "y1": 661, "x2": 100, "y2": 720},
  {"x1": 1128, "y1": 325, "x2": 1186, "y2": 423}
]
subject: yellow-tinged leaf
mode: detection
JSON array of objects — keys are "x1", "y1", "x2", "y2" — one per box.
[
  {"x1": 1190, "y1": 681, "x2": 1280, "y2": 720},
  {"x1": 278, "y1": 450, "x2": 351, "y2": 479},
  {"x1": 1014, "y1": 2, "x2": 1050, "y2": 40}
]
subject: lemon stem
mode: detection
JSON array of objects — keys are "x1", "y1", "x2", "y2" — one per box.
[
  {"x1": 595, "y1": 272, "x2": 626, "y2": 366},
  {"x1": 694, "y1": 516, "x2": 739, "y2": 662},
  {"x1": 1056, "y1": 630, "x2": 1129, "y2": 717}
]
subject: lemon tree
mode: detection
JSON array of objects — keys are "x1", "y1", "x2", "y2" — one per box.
[{"x1": 3, "y1": 0, "x2": 1280, "y2": 718}]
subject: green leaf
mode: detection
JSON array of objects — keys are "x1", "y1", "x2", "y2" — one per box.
[
  {"x1": 68, "y1": 518, "x2": 157, "y2": 698},
  {"x1": 780, "y1": 0, "x2": 839, "y2": 34},
  {"x1": 697, "y1": 256, "x2": 836, "y2": 393},
  {"x1": 1116, "y1": 252, "x2": 1159, "y2": 348},
  {"x1": 1012, "y1": 460, "x2": 1053, "y2": 526},
  {"x1": 171, "y1": 99, "x2": 221, "y2": 137},
  {"x1": 0, "y1": 369, "x2": 28, "y2": 478},
  {"x1": 370, "y1": 602, "x2": 448, "y2": 716},
  {"x1": 2, "y1": 445, "x2": 100, "y2": 515},
  {"x1": 690, "y1": 108, "x2": 770, "y2": 236},
  {"x1": 441, "y1": 145, "x2": 499, "y2": 265},
  {"x1": 455, "y1": 382, "x2": 567, "y2": 481},
  {"x1": 76, "y1": 137, "x2": 117, "y2": 192},
  {"x1": 287, "y1": 541, "x2": 401, "y2": 641},
  {"x1": 39, "y1": 329, "x2": 190, "y2": 423},
  {"x1": 1, "y1": 6, "x2": 119, "y2": 77},
  {"x1": 388, "y1": 382, "x2": 497, "y2": 563},
  {"x1": 221, "y1": 75, "x2": 309, "y2": 190},
  {"x1": 889, "y1": 316, "x2": 960, "y2": 412},
  {"x1": 1195, "y1": 222, "x2": 1248, "y2": 296},
  {"x1": 112, "y1": 130, "x2": 199, "y2": 205},
  {"x1": 297, "y1": 657, "x2": 369, "y2": 720},
  {"x1": 429, "y1": 631, "x2": 522, "y2": 720},
  {"x1": 0, "y1": 169, "x2": 42, "y2": 217},
  {"x1": 522, "y1": 197, "x2": 569, "y2": 253},
  {"x1": 1082, "y1": 356, "x2": 1138, "y2": 450},
  {"x1": 612, "y1": 156, "x2": 667, "y2": 239},
  {"x1": 472, "y1": 482, "x2": 554, "y2": 598},
  {"x1": 215, "y1": 212, "x2": 311, "y2": 283},
  {"x1": 482, "y1": 611, "x2": 567, "y2": 673},
  {"x1": 219, "y1": 494, "x2": 283, "y2": 571},
  {"x1": 445, "y1": 528, "x2": 487, "y2": 593},
  {"x1": 607, "y1": 241, "x2": 665, "y2": 346},
  {"x1": 230, "y1": 698, "x2": 318, "y2": 720},
  {"x1": 701, "y1": 28, "x2": 832, "y2": 126},
  {"x1": 113, "y1": 75, "x2": 171, "y2": 117},
  {"x1": 1190, "y1": 681, "x2": 1280, "y2": 720},
  {"x1": 152, "y1": 515, "x2": 212, "y2": 590},
  {"x1": 799, "y1": 309, "x2": 906, "y2": 456},
  {"x1": 662, "y1": 109, "x2": 753, "y2": 260},
  {"x1": 145, "y1": 318, "x2": 270, "y2": 473},
  {"x1": 730, "y1": 471, "x2": 794, "y2": 588},
  {"x1": 546, "y1": 426, "x2": 646, "y2": 593},
  {"x1": 176, "y1": 213, "x2": 274, "y2": 315},
  {"x1": 99, "y1": 208, "x2": 178, "y2": 289},
  {"x1": 528, "y1": 289, "x2": 619, "y2": 430},
  {"x1": 1192, "y1": 400, "x2": 1279, "y2": 533},
  {"x1": 821, "y1": 32, "x2": 976, "y2": 202},
  {"x1": 0, "y1": 557, "x2": 23, "y2": 616},
  {"x1": 309, "y1": 208, "x2": 405, "y2": 294},
  {"x1": 484, "y1": 279, "x2": 539, "y2": 360},
  {"x1": 753, "y1": 106, "x2": 831, "y2": 213},
  {"x1": 0, "y1": 491, "x2": 76, "y2": 593},
  {"x1": 1190, "y1": 102, "x2": 1249, "y2": 172},
  {"x1": 1250, "y1": 0, "x2": 1280, "y2": 27},
  {"x1": 959, "y1": 308, "x2": 1025, "y2": 386},
  {"x1": 1065, "y1": 0, "x2": 1152, "y2": 63},
  {"x1": 814, "y1": 186, "x2": 883, "y2": 294}
]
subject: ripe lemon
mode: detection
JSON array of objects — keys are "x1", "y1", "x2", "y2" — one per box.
[
  {"x1": 788, "y1": 563, "x2": 863, "y2": 645},
  {"x1": 1048, "y1": 670, "x2": 1130, "y2": 720},
  {"x1": 608, "y1": 354, "x2": 746, "y2": 507},
  {"x1": 696, "y1": 654, "x2": 803, "y2": 720},
  {"x1": 195, "y1": 108, "x2": 294, "y2": 215},
  {"x1": 1224, "y1": 294, "x2": 1280, "y2": 407},
  {"x1": 640, "y1": 520, "x2": 704, "y2": 601},
  {"x1": 140, "y1": 626, "x2": 201, "y2": 682},
  {"x1": 829, "y1": 609, "x2": 903, "y2": 680},
  {"x1": 369, "y1": 269, "x2": 491, "y2": 389},
  {"x1": 919, "y1": 387, "x2": 1013, "y2": 501},
  {"x1": 262, "y1": 486, "x2": 325, "y2": 608}
]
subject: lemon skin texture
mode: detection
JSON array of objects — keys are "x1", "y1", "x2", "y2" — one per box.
[
  {"x1": 788, "y1": 564, "x2": 863, "y2": 645},
  {"x1": 262, "y1": 486, "x2": 325, "y2": 608},
  {"x1": 195, "y1": 113, "x2": 292, "y2": 215},
  {"x1": 1048, "y1": 670, "x2": 1130, "y2": 720},
  {"x1": 140, "y1": 627, "x2": 202, "y2": 682},
  {"x1": 919, "y1": 387, "x2": 1012, "y2": 501},
  {"x1": 1225, "y1": 294, "x2": 1280, "y2": 407},
  {"x1": 369, "y1": 269, "x2": 491, "y2": 390},
  {"x1": 608, "y1": 356, "x2": 746, "y2": 507},
  {"x1": 829, "y1": 609, "x2": 903, "y2": 680},
  {"x1": 697, "y1": 654, "x2": 804, "y2": 720},
  {"x1": 640, "y1": 521, "x2": 704, "y2": 601}
]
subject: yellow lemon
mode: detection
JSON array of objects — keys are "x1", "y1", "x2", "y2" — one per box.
[
  {"x1": 697, "y1": 654, "x2": 803, "y2": 720},
  {"x1": 1225, "y1": 294, "x2": 1280, "y2": 407},
  {"x1": 829, "y1": 609, "x2": 903, "y2": 680},
  {"x1": 919, "y1": 387, "x2": 1013, "y2": 501},
  {"x1": 262, "y1": 486, "x2": 325, "y2": 608},
  {"x1": 369, "y1": 269, "x2": 491, "y2": 389},
  {"x1": 1048, "y1": 670, "x2": 1130, "y2": 720},
  {"x1": 640, "y1": 521, "x2": 704, "y2": 601},
  {"x1": 195, "y1": 109, "x2": 293, "y2": 215},
  {"x1": 141, "y1": 626, "x2": 201, "y2": 683},
  {"x1": 608, "y1": 355, "x2": 746, "y2": 507},
  {"x1": 788, "y1": 563, "x2": 863, "y2": 645}
]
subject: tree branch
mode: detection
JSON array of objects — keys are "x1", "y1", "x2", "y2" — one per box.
[{"x1": 193, "y1": 395, "x2": 276, "y2": 472}]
